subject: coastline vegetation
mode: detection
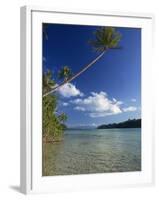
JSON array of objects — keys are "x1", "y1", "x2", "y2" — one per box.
[
  {"x1": 42, "y1": 70, "x2": 67, "y2": 143},
  {"x1": 97, "y1": 119, "x2": 141, "y2": 129}
]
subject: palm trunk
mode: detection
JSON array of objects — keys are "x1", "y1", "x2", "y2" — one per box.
[{"x1": 43, "y1": 51, "x2": 106, "y2": 97}]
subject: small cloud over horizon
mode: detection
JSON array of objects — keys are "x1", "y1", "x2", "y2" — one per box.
[
  {"x1": 131, "y1": 98, "x2": 136, "y2": 102},
  {"x1": 123, "y1": 106, "x2": 137, "y2": 112}
]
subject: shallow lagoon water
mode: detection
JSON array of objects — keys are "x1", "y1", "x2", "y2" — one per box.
[{"x1": 43, "y1": 128, "x2": 141, "y2": 176}]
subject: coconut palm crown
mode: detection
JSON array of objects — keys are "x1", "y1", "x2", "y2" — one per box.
[
  {"x1": 58, "y1": 66, "x2": 73, "y2": 81},
  {"x1": 89, "y1": 27, "x2": 121, "y2": 52}
]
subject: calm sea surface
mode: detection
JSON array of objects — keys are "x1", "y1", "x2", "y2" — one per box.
[{"x1": 44, "y1": 128, "x2": 141, "y2": 176}]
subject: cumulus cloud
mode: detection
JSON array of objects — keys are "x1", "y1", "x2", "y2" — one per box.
[
  {"x1": 74, "y1": 106, "x2": 86, "y2": 111},
  {"x1": 71, "y1": 91, "x2": 122, "y2": 118},
  {"x1": 123, "y1": 106, "x2": 137, "y2": 112},
  {"x1": 131, "y1": 98, "x2": 136, "y2": 102},
  {"x1": 58, "y1": 83, "x2": 83, "y2": 98},
  {"x1": 112, "y1": 98, "x2": 117, "y2": 102},
  {"x1": 62, "y1": 102, "x2": 69, "y2": 106}
]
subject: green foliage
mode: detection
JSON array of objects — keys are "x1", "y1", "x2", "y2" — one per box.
[
  {"x1": 42, "y1": 70, "x2": 67, "y2": 141},
  {"x1": 89, "y1": 27, "x2": 121, "y2": 52},
  {"x1": 97, "y1": 119, "x2": 141, "y2": 129},
  {"x1": 43, "y1": 69, "x2": 55, "y2": 94},
  {"x1": 58, "y1": 113, "x2": 68, "y2": 123},
  {"x1": 58, "y1": 66, "x2": 73, "y2": 81}
]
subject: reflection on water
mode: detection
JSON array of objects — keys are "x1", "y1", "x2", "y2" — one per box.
[{"x1": 43, "y1": 128, "x2": 141, "y2": 176}]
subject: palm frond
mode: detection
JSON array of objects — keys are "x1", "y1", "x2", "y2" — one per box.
[
  {"x1": 89, "y1": 27, "x2": 121, "y2": 52},
  {"x1": 58, "y1": 66, "x2": 73, "y2": 81}
]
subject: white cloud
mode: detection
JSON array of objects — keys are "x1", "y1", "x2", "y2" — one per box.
[
  {"x1": 131, "y1": 98, "x2": 136, "y2": 102},
  {"x1": 70, "y1": 98, "x2": 82, "y2": 104},
  {"x1": 71, "y1": 91, "x2": 122, "y2": 118},
  {"x1": 62, "y1": 102, "x2": 69, "y2": 106},
  {"x1": 58, "y1": 83, "x2": 83, "y2": 98},
  {"x1": 123, "y1": 106, "x2": 137, "y2": 112},
  {"x1": 74, "y1": 106, "x2": 86, "y2": 111},
  {"x1": 91, "y1": 123, "x2": 97, "y2": 127}
]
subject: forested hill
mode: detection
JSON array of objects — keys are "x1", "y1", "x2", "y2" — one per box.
[{"x1": 97, "y1": 119, "x2": 141, "y2": 129}]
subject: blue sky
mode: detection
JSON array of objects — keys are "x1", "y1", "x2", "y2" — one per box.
[{"x1": 43, "y1": 23, "x2": 141, "y2": 127}]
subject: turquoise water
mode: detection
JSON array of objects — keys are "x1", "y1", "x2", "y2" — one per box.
[{"x1": 44, "y1": 128, "x2": 141, "y2": 176}]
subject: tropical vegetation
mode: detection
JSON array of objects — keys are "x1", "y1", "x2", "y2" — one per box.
[
  {"x1": 42, "y1": 70, "x2": 67, "y2": 143},
  {"x1": 97, "y1": 119, "x2": 141, "y2": 129}
]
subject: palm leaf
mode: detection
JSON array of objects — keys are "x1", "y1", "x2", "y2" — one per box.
[{"x1": 89, "y1": 27, "x2": 121, "y2": 52}]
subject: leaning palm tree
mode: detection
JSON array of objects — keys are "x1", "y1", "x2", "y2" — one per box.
[{"x1": 43, "y1": 27, "x2": 121, "y2": 97}]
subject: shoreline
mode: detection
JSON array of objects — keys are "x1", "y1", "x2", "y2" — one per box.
[{"x1": 42, "y1": 137, "x2": 63, "y2": 144}]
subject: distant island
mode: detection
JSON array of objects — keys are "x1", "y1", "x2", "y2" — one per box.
[{"x1": 97, "y1": 119, "x2": 141, "y2": 129}]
